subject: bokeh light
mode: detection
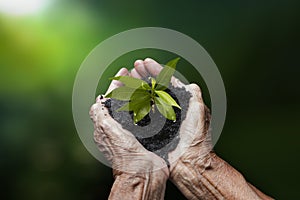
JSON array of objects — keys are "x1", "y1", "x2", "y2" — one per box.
[{"x1": 0, "y1": 0, "x2": 50, "y2": 16}]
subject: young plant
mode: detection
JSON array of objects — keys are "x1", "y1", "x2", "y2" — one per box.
[{"x1": 105, "y1": 58, "x2": 181, "y2": 124}]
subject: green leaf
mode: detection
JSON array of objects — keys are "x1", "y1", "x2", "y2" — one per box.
[
  {"x1": 165, "y1": 57, "x2": 180, "y2": 69},
  {"x1": 105, "y1": 87, "x2": 148, "y2": 100},
  {"x1": 141, "y1": 82, "x2": 151, "y2": 90},
  {"x1": 116, "y1": 92, "x2": 151, "y2": 123},
  {"x1": 110, "y1": 76, "x2": 151, "y2": 90},
  {"x1": 151, "y1": 77, "x2": 156, "y2": 90},
  {"x1": 155, "y1": 90, "x2": 181, "y2": 109},
  {"x1": 133, "y1": 102, "x2": 151, "y2": 123},
  {"x1": 155, "y1": 57, "x2": 180, "y2": 90},
  {"x1": 116, "y1": 94, "x2": 151, "y2": 111},
  {"x1": 117, "y1": 102, "x2": 131, "y2": 111},
  {"x1": 130, "y1": 90, "x2": 151, "y2": 101},
  {"x1": 154, "y1": 97, "x2": 176, "y2": 121}
]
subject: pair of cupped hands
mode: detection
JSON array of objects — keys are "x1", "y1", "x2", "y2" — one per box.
[{"x1": 90, "y1": 58, "x2": 212, "y2": 178}]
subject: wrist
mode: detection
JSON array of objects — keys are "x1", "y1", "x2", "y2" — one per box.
[
  {"x1": 170, "y1": 152, "x2": 273, "y2": 200},
  {"x1": 170, "y1": 150, "x2": 213, "y2": 181},
  {"x1": 113, "y1": 164, "x2": 169, "y2": 183},
  {"x1": 110, "y1": 150, "x2": 170, "y2": 175},
  {"x1": 112, "y1": 152, "x2": 169, "y2": 185},
  {"x1": 110, "y1": 161, "x2": 169, "y2": 200},
  {"x1": 169, "y1": 136, "x2": 212, "y2": 176},
  {"x1": 169, "y1": 152, "x2": 217, "y2": 200}
]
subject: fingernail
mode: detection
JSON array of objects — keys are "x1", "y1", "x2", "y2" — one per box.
[
  {"x1": 144, "y1": 58, "x2": 153, "y2": 63},
  {"x1": 134, "y1": 60, "x2": 143, "y2": 67},
  {"x1": 96, "y1": 95, "x2": 102, "y2": 102}
]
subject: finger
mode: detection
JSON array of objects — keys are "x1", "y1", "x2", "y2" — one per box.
[
  {"x1": 130, "y1": 68, "x2": 142, "y2": 79},
  {"x1": 90, "y1": 97, "x2": 117, "y2": 130},
  {"x1": 143, "y1": 58, "x2": 163, "y2": 77},
  {"x1": 106, "y1": 68, "x2": 129, "y2": 95},
  {"x1": 179, "y1": 84, "x2": 204, "y2": 132},
  {"x1": 91, "y1": 97, "x2": 136, "y2": 139},
  {"x1": 171, "y1": 76, "x2": 185, "y2": 88},
  {"x1": 96, "y1": 94, "x2": 104, "y2": 103},
  {"x1": 134, "y1": 60, "x2": 149, "y2": 77},
  {"x1": 91, "y1": 103, "x2": 117, "y2": 163},
  {"x1": 90, "y1": 97, "x2": 142, "y2": 150},
  {"x1": 93, "y1": 128, "x2": 114, "y2": 163},
  {"x1": 186, "y1": 83, "x2": 203, "y2": 103},
  {"x1": 170, "y1": 84, "x2": 206, "y2": 157},
  {"x1": 144, "y1": 58, "x2": 185, "y2": 88}
]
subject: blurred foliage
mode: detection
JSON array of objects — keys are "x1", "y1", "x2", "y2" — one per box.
[{"x1": 0, "y1": 0, "x2": 299, "y2": 199}]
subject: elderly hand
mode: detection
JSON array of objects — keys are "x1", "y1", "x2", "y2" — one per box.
[
  {"x1": 90, "y1": 68, "x2": 169, "y2": 200},
  {"x1": 131, "y1": 58, "x2": 273, "y2": 200}
]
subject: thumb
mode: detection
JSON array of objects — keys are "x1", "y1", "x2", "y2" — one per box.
[{"x1": 186, "y1": 83, "x2": 204, "y2": 104}]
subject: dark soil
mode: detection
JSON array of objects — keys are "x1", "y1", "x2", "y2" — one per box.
[{"x1": 104, "y1": 84, "x2": 191, "y2": 163}]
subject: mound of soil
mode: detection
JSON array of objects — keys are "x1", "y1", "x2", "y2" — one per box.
[{"x1": 104, "y1": 85, "x2": 191, "y2": 163}]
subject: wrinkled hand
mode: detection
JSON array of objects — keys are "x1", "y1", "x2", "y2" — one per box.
[
  {"x1": 131, "y1": 58, "x2": 274, "y2": 200},
  {"x1": 89, "y1": 68, "x2": 168, "y2": 174},
  {"x1": 131, "y1": 58, "x2": 212, "y2": 173}
]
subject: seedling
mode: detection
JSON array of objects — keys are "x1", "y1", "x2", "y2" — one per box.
[{"x1": 105, "y1": 58, "x2": 181, "y2": 124}]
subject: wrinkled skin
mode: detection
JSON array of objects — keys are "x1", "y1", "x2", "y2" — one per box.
[
  {"x1": 90, "y1": 67, "x2": 169, "y2": 200},
  {"x1": 90, "y1": 67, "x2": 168, "y2": 174},
  {"x1": 90, "y1": 58, "x2": 273, "y2": 200},
  {"x1": 89, "y1": 58, "x2": 211, "y2": 173},
  {"x1": 132, "y1": 59, "x2": 273, "y2": 200}
]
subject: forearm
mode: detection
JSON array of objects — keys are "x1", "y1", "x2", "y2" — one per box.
[
  {"x1": 170, "y1": 152, "x2": 273, "y2": 200},
  {"x1": 109, "y1": 169, "x2": 168, "y2": 200}
]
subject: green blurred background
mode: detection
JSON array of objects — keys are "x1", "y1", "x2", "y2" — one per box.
[{"x1": 1, "y1": 0, "x2": 299, "y2": 199}]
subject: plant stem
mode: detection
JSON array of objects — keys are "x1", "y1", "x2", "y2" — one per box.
[{"x1": 151, "y1": 88, "x2": 155, "y2": 112}]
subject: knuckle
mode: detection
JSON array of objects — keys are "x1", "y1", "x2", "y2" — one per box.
[
  {"x1": 96, "y1": 94, "x2": 104, "y2": 103},
  {"x1": 89, "y1": 103, "x2": 99, "y2": 119},
  {"x1": 100, "y1": 119, "x2": 112, "y2": 131},
  {"x1": 120, "y1": 67, "x2": 127, "y2": 72},
  {"x1": 189, "y1": 83, "x2": 201, "y2": 93},
  {"x1": 93, "y1": 130, "x2": 102, "y2": 143},
  {"x1": 188, "y1": 83, "x2": 203, "y2": 99},
  {"x1": 171, "y1": 77, "x2": 184, "y2": 88}
]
